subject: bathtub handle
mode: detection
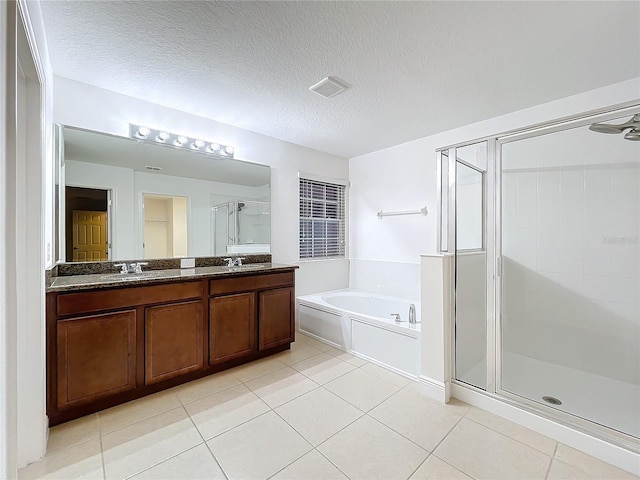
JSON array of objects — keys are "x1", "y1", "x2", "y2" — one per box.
[{"x1": 390, "y1": 313, "x2": 402, "y2": 323}]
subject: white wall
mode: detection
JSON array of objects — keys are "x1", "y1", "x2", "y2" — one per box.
[
  {"x1": 53, "y1": 76, "x2": 350, "y2": 293},
  {"x1": 0, "y1": 4, "x2": 13, "y2": 476}
]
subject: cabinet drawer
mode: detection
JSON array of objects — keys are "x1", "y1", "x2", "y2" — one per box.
[
  {"x1": 209, "y1": 272, "x2": 294, "y2": 295},
  {"x1": 57, "y1": 281, "x2": 203, "y2": 316}
]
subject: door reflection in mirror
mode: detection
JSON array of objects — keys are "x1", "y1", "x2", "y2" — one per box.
[{"x1": 66, "y1": 186, "x2": 111, "y2": 262}]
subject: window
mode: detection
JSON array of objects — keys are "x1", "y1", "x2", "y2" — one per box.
[{"x1": 299, "y1": 177, "x2": 346, "y2": 259}]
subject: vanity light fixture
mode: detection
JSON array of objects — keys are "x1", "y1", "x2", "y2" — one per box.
[{"x1": 129, "y1": 124, "x2": 234, "y2": 158}]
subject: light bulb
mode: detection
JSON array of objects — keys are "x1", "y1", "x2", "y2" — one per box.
[
  {"x1": 136, "y1": 126, "x2": 150, "y2": 139},
  {"x1": 156, "y1": 131, "x2": 170, "y2": 143},
  {"x1": 207, "y1": 143, "x2": 220, "y2": 153},
  {"x1": 174, "y1": 135, "x2": 188, "y2": 146},
  {"x1": 191, "y1": 139, "x2": 205, "y2": 150},
  {"x1": 224, "y1": 145, "x2": 234, "y2": 155},
  {"x1": 624, "y1": 128, "x2": 640, "y2": 141}
]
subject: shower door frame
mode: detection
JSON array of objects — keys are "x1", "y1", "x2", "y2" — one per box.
[{"x1": 438, "y1": 101, "x2": 640, "y2": 454}]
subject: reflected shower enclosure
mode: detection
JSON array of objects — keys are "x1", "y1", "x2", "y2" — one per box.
[{"x1": 212, "y1": 200, "x2": 270, "y2": 255}]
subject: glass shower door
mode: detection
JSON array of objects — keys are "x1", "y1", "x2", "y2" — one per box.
[
  {"x1": 452, "y1": 142, "x2": 488, "y2": 390},
  {"x1": 499, "y1": 116, "x2": 640, "y2": 439}
]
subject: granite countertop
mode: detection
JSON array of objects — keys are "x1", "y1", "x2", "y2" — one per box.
[{"x1": 47, "y1": 263, "x2": 297, "y2": 293}]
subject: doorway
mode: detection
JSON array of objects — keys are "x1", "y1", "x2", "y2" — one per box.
[
  {"x1": 65, "y1": 186, "x2": 110, "y2": 261},
  {"x1": 143, "y1": 193, "x2": 188, "y2": 259}
]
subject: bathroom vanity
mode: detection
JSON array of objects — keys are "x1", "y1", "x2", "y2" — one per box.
[{"x1": 46, "y1": 263, "x2": 296, "y2": 425}]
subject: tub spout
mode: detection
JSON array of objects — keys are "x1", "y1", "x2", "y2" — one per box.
[{"x1": 409, "y1": 304, "x2": 416, "y2": 324}]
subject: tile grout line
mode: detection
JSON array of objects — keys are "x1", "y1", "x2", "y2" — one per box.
[
  {"x1": 363, "y1": 413, "x2": 431, "y2": 456},
  {"x1": 544, "y1": 442, "x2": 559, "y2": 480},
  {"x1": 426, "y1": 410, "x2": 467, "y2": 456},
  {"x1": 406, "y1": 452, "x2": 433, "y2": 480},
  {"x1": 432, "y1": 453, "x2": 479, "y2": 480},
  {"x1": 97, "y1": 414, "x2": 107, "y2": 480},
  {"x1": 200, "y1": 378, "x2": 315, "y2": 480},
  {"x1": 98, "y1": 393, "x2": 183, "y2": 437},
  {"x1": 183, "y1": 402, "x2": 230, "y2": 480},
  {"x1": 313, "y1": 447, "x2": 354, "y2": 480},
  {"x1": 116, "y1": 405, "x2": 203, "y2": 480},
  {"x1": 463, "y1": 415, "x2": 557, "y2": 458},
  {"x1": 270, "y1": 391, "x2": 344, "y2": 449},
  {"x1": 173, "y1": 373, "x2": 245, "y2": 407},
  {"x1": 285, "y1": 356, "x2": 360, "y2": 387}
]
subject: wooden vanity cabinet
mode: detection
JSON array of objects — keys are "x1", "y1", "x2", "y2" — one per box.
[
  {"x1": 208, "y1": 271, "x2": 295, "y2": 362},
  {"x1": 47, "y1": 268, "x2": 296, "y2": 426}
]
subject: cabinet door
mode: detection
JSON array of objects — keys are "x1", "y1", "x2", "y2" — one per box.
[
  {"x1": 145, "y1": 301, "x2": 204, "y2": 385},
  {"x1": 57, "y1": 310, "x2": 136, "y2": 409},
  {"x1": 259, "y1": 287, "x2": 294, "y2": 350},
  {"x1": 209, "y1": 293, "x2": 255, "y2": 364}
]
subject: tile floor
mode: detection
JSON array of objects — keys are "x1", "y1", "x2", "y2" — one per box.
[{"x1": 19, "y1": 333, "x2": 638, "y2": 480}]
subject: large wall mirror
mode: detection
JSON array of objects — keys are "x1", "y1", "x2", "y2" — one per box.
[{"x1": 55, "y1": 125, "x2": 271, "y2": 262}]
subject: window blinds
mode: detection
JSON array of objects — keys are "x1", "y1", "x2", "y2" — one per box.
[{"x1": 299, "y1": 177, "x2": 346, "y2": 259}]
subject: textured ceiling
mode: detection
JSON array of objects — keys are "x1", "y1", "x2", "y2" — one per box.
[{"x1": 40, "y1": 1, "x2": 640, "y2": 158}]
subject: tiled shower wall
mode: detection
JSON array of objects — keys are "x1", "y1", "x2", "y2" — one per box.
[{"x1": 501, "y1": 124, "x2": 639, "y2": 385}]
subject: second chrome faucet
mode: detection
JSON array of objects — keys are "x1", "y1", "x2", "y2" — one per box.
[{"x1": 391, "y1": 303, "x2": 417, "y2": 324}]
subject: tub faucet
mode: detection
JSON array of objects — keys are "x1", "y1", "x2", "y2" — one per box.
[
  {"x1": 390, "y1": 313, "x2": 401, "y2": 323},
  {"x1": 409, "y1": 304, "x2": 417, "y2": 324}
]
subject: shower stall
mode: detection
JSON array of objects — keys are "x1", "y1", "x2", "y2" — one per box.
[
  {"x1": 438, "y1": 106, "x2": 640, "y2": 451},
  {"x1": 212, "y1": 200, "x2": 270, "y2": 255}
]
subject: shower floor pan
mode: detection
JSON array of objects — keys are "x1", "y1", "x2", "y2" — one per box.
[{"x1": 459, "y1": 352, "x2": 639, "y2": 438}]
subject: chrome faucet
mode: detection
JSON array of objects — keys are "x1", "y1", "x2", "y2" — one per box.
[
  {"x1": 114, "y1": 262, "x2": 148, "y2": 274},
  {"x1": 409, "y1": 304, "x2": 417, "y2": 324},
  {"x1": 131, "y1": 262, "x2": 148, "y2": 274},
  {"x1": 224, "y1": 257, "x2": 246, "y2": 267},
  {"x1": 390, "y1": 313, "x2": 401, "y2": 323},
  {"x1": 114, "y1": 263, "x2": 128, "y2": 274}
]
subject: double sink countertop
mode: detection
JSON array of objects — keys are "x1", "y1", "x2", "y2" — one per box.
[{"x1": 47, "y1": 263, "x2": 297, "y2": 293}]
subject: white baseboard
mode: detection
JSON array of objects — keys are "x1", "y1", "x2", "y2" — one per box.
[
  {"x1": 452, "y1": 383, "x2": 640, "y2": 476},
  {"x1": 418, "y1": 375, "x2": 449, "y2": 403}
]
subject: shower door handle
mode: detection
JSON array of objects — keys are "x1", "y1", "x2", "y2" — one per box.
[{"x1": 496, "y1": 256, "x2": 502, "y2": 277}]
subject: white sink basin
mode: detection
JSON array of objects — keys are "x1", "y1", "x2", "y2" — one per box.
[
  {"x1": 100, "y1": 271, "x2": 166, "y2": 281},
  {"x1": 227, "y1": 264, "x2": 267, "y2": 271}
]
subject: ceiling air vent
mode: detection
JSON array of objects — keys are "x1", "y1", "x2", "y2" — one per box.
[
  {"x1": 145, "y1": 165, "x2": 162, "y2": 171},
  {"x1": 309, "y1": 76, "x2": 348, "y2": 98}
]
